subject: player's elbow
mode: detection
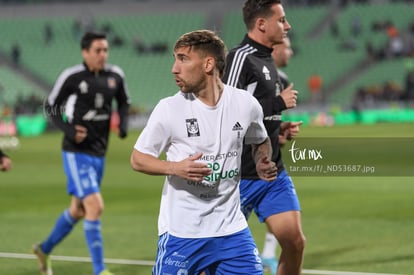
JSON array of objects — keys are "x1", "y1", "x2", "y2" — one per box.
[{"x1": 130, "y1": 150, "x2": 144, "y2": 172}]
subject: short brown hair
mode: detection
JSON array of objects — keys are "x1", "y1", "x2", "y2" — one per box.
[{"x1": 174, "y1": 30, "x2": 227, "y2": 77}]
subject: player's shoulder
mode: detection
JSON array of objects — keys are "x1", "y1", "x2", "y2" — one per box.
[
  {"x1": 57, "y1": 64, "x2": 85, "y2": 81},
  {"x1": 149, "y1": 91, "x2": 184, "y2": 117},
  {"x1": 105, "y1": 63, "x2": 125, "y2": 78},
  {"x1": 227, "y1": 42, "x2": 257, "y2": 58},
  {"x1": 223, "y1": 84, "x2": 256, "y2": 102},
  {"x1": 156, "y1": 91, "x2": 183, "y2": 105},
  {"x1": 62, "y1": 63, "x2": 84, "y2": 75}
]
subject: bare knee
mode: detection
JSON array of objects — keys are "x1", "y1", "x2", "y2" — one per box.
[
  {"x1": 82, "y1": 193, "x2": 104, "y2": 220},
  {"x1": 69, "y1": 197, "x2": 85, "y2": 219},
  {"x1": 294, "y1": 233, "x2": 306, "y2": 253},
  {"x1": 274, "y1": 228, "x2": 306, "y2": 254}
]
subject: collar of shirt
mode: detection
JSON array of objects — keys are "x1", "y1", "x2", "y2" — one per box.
[{"x1": 242, "y1": 34, "x2": 273, "y2": 55}]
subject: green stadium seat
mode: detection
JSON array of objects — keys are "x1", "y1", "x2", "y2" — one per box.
[{"x1": 0, "y1": 13, "x2": 206, "y2": 110}]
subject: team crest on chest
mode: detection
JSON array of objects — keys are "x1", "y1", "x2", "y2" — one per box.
[
  {"x1": 107, "y1": 77, "x2": 117, "y2": 89},
  {"x1": 79, "y1": 80, "x2": 88, "y2": 94},
  {"x1": 186, "y1": 118, "x2": 200, "y2": 137}
]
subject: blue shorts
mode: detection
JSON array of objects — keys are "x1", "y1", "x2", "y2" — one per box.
[
  {"x1": 240, "y1": 169, "x2": 301, "y2": 222},
  {"x1": 153, "y1": 228, "x2": 263, "y2": 275},
  {"x1": 62, "y1": 151, "x2": 105, "y2": 199}
]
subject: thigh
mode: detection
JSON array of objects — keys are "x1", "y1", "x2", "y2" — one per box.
[
  {"x1": 153, "y1": 233, "x2": 211, "y2": 275},
  {"x1": 63, "y1": 151, "x2": 104, "y2": 199},
  {"x1": 265, "y1": 210, "x2": 304, "y2": 245},
  {"x1": 214, "y1": 228, "x2": 263, "y2": 275},
  {"x1": 255, "y1": 169, "x2": 301, "y2": 222}
]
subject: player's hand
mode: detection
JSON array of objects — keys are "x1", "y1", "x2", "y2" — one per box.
[
  {"x1": 74, "y1": 125, "x2": 88, "y2": 144},
  {"x1": 170, "y1": 152, "x2": 212, "y2": 182},
  {"x1": 0, "y1": 156, "x2": 12, "y2": 172},
  {"x1": 256, "y1": 156, "x2": 277, "y2": 182},
  {"x1": 278, "y1": 132, "x2": 289, "y2": 145},
  {"x1": 280, "y1": 83, "x2": 298, "y2": 109},
  {"x1": 286, "y1": 121, "x2": 303, "y2": 140},
  {"x1": 118, "y1": 128, "x2": 127, "y2": 139}
]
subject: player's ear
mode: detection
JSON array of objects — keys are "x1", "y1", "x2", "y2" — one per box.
[
  {"x1": 204, "y1": 56, "x2": 215, "y2": 74},
  {"x1": 257, "y1": 18, "x2": 266, "y2": 32}
]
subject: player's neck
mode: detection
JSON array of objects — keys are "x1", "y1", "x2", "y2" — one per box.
[
  {"x1": 248, "y1": 32, "x2": 272, "y2": 49},
  {"x1": 195, "y1": 77, "x2": 223, "y2": 107}
]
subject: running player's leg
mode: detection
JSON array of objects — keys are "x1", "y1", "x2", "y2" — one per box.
[
  {"x1": 261, "y1": 231, "x2": 279, "y2": 274},
  {"x1": 83, "y1": 192, "x2": 107, "y2": 275},
  {"x1": 240, "y1": 178, "x2": 272, "y2": 272},
  {"x1": 37, "y1": 201, "x2": 81, "y2": 255},
  {"x1": 74, "y1": 153, "x2": 110, "y2": 275},
  {"x1": 265, "y1": 211, "x2": 304, "y2": 275},
  {"x1": 33, "y1": 152, "x2": 86, "y2": 274},
  {"x1": 256, "y1": 170, "x2": 305, "y2": 275}
]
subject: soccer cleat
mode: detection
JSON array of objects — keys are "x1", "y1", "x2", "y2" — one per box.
[
  {"x1": 261, "y1": 256, "x2": 278, "y2": 275},
  {"x1": 99, "y1": 270, "x2": 114, "y2": 275},
  {"x1": 32, "y1": 243, "x2": 53, "y2": 275}
]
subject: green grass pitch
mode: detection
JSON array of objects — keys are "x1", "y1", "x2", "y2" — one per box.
[{"x1": 0, "y1": 122, "x2": 413, "y2": 274}]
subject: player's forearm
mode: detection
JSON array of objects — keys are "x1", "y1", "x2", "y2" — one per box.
[
  {"x1": 117, "y1": 102, "x2": 130, "y2": 138},
  {"x1": 130, "y1": 149, "x2": 173, "y2": 176},
  {"x1": 252, "y1": 137, "x2": 272, "y2": 164},
  {"x1": 272, "y1": 95, "x2": 287, "y2": 113},
  {"x1": 44, "y1": 102, "x2": 77, "y2": 139}
]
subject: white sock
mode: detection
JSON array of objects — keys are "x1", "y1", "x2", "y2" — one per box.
[{"x1": 261, "y1": 232, "x2": 278, "y2": 258}]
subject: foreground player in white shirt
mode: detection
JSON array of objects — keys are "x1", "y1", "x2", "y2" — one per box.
[{"x1": 131, "y1": 30, "x2": 277, "y2": 275}]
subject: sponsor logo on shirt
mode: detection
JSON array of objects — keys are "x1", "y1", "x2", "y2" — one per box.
[
  {"x1": 275, "y1": 81, "x2": 282, "y2": 96},
  {"x1": 204, "y1": 161, "x2": 239, "y2": 182},
  {"x1": 264, "y1": 114, "x2": 282, "y2": 121},
  {"x1": 95, "y1": 93, "x2": 104, "y2": 109},
  {"x1": 232, "y1": 121, "x2": 243, "y2": 131},
  {"x1": 232, "y1": 121, "x2": 243, "y2": 138},
  {"x1": 82, "y1": 110, "x2": 110, "y2": 121}
]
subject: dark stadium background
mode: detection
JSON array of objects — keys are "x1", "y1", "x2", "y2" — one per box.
[{"x1": 1, "y1": 0, "x2": 413, "y2": 136}]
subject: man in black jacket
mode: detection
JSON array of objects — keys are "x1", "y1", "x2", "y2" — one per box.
[
  {"x1": 33, "y1": 32, "x2": 130, "y2": 275},
  {"x1": 223, "y1": 1, "x2": 305, "y2": 275}
]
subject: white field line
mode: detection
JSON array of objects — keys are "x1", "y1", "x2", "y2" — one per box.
[
  {"x1": 301, "y1": 269, "x2": 402, "y2": 275},
  {"x1": 0, "y1": 252, "x2": 403, "y2": 275},
  {"x1": 0, "y1": 252, "x2": 154, "y2": 266}
]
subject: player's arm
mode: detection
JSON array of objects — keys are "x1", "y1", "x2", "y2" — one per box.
[
  {"x1": 115, "y1": 71, "x2": 131, "y2": 139},
  {"x1": 45, "y1": 74, "x2": 78, "y2": 141},
  {"x1": 279, "y1": 121, "x2": 303, "y2": 145},
  {"x1": 278, "y1": 122, "x2": 291, "y2": 146},
  {"x1": 252, "y1": 137, "x2": 277, "y2": 181},
  {"x1": 130, "y1": 150, "x2": 211, "y2": 182},
  {"x1": 278, "y1": 83, "x2": 298, "y2": 109},
  {"x1": 0, "y1": 150, "x2": 12, "y2": 172}
]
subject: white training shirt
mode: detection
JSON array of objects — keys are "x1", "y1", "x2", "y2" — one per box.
[{"x1": 134, "y1": 84, "x2": 268, "y2": 238}]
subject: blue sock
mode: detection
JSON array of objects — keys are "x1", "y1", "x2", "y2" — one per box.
[
  {"x1": 41, "y1": 209, "x2": 78, "y2": 254},
  {"x1": 84, "y1": 219, "x2": 105, "y2": 275}
]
